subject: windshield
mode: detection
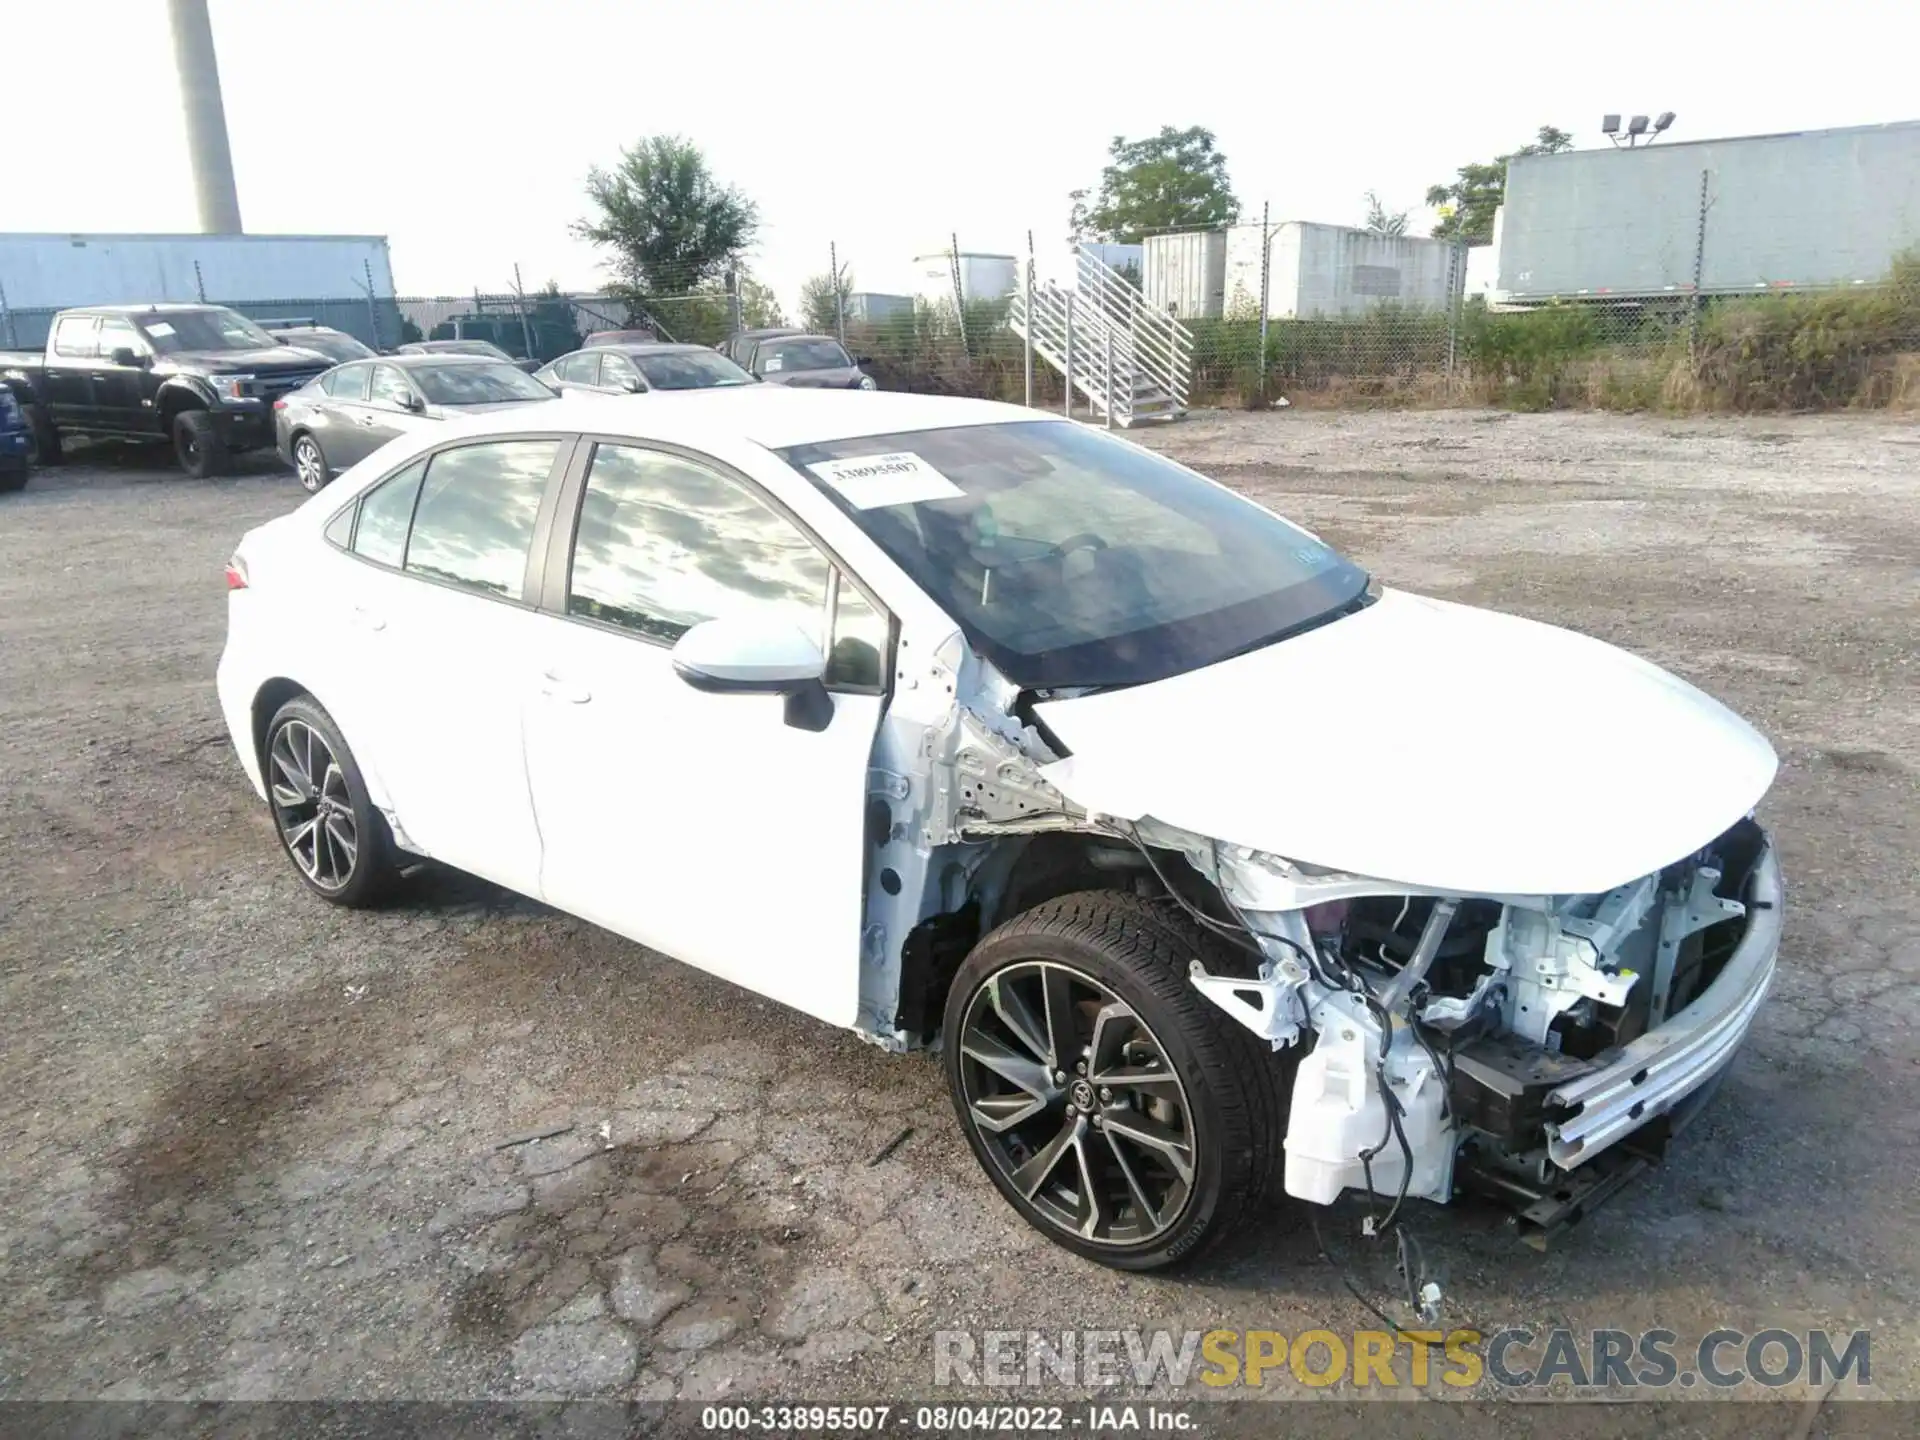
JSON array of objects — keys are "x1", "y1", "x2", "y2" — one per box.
[
  {"x1": 135, "y1": 308, "x2": 278, "y2": 354},
  {"x1": 634, "y1": 350, "x2": 755, "y2": 390},
  {"x1": 761, "y1": 339, "x2": 851, "y2": 373},
  {"x1": 280, "y1": 331, "x2": 375, "y2": 363},
  {"x1": 779, "y1": 420, "x2": 1369, "y2": 690},
  {"x1": 412, "y1": 362, "x2": 555, "y2": 405}
]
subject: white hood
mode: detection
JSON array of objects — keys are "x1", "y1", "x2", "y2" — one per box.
[{"x1": 1035, "y1": 588, "x2": 1777, "y2": 896}]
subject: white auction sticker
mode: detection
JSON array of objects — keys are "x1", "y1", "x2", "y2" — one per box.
[{"x1": 807, "y1": 452, "x2": 966, "y2": 509}]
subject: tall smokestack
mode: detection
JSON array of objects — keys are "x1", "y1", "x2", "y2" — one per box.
[{"x1": 167, "y1": 0, "x2": 243, "y2": 233}]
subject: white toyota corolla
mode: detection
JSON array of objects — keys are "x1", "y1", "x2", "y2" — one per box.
[{"x1": 217, "y1": 390, "x2": 1782, "y2": 1272}]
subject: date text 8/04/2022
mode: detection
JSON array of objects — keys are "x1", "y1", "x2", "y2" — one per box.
[{"x1": 698, "y1": 1405, "x2": 1197, "y2": 1432}]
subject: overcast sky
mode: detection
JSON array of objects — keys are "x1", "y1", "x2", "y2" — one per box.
[{"x1": 9, "y1": 0, "x2": 1916, "y2": 309}]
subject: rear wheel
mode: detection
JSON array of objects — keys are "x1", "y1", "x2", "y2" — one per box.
[
  {"x1": 22, "y1": 404, "x2": 61, "y2": 466},
  {"x1": 0, "y1": 461, "x2": 26, "y2": 494},
  {"x1": 264, "y1": 695, "x2": 398, "y2": 907},
  {"x1": 291, "y1": 433, "x2": 331, "y2": 492},
  {"x1": 173, "y1": 409, "x2": 229, "y2": 478},
  {"x1": 943, "y1": 891, "x2": 1287, "y2": 1270}
]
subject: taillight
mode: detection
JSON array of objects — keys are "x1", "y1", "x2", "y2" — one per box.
[
  {"x1": 273, "y1": 398, "x2": 288, "y2": 411},
  {"x1": 225, "y1": 554, "x2": 250, "y2": 590}
]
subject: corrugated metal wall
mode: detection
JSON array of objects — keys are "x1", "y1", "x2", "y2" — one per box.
[
  {"x1": 0, "y1": 233, "x2": 395, "y2": 310},
  {"x1": 1498, "y1": 121, "x2": 1920, "y2": 300}
]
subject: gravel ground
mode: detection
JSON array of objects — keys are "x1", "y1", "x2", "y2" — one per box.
[{"x1": 0, "y1": 412, "x2": 1915, "y2": 1424}]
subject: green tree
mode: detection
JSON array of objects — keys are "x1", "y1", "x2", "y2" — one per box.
[
  {"x1": 1363, "y1": 191, "x2": 1411, "y2": 237},
  {"x1": 1069, "y1": 126, "x2": 1241, "y2": 244},
  {"x1": 799, "y1": 268, "x2": 854, "y2": 332},
  {"x1": 735, "y1": 271, "x2": 786, "y2": 329},
  {"x1": 1425, "y1": 126, "x2": 1572, "y2": 244},
  {"x1": 575, "y1": 135, "x2": 759, "y2": 297}
]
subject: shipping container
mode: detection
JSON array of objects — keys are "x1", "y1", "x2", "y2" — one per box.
[
  {"x1": 1495, "y1": 120, "x2": 1920, "y2": 303},
  {"x1": 912, "y1": 252, "x2": 1018, "y2": 309},
  {"x1": 1142, "y1": 232, "x2": 1227, "y2": 318},
  {"x1": 1220, "y1": 223, "x2": 1459, "y2": 318},
  {"x1": 0, "y1": 232, "x2": 396, "y2": 310},
  {"x1": 845, "y1": 292, "x2": 916, "y2": 324}
]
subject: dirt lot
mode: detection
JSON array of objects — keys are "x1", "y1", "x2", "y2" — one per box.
[{"x1": 1, "y1": 412, "x2": 1916, "y2": 1423}]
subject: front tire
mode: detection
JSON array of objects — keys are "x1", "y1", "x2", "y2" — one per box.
[
  {"x1": 263, "y1": 695, "x2": 398, "y2": 907},
  {"x1": 943, "y1": 891, "x2": 1287, "y2": 1270},
  {"x1": 173, "y1": 409, "x2": 229, "y2": 478},
  {"x1": 291, "y1": 432, "x2": 332, "y2": 492}
]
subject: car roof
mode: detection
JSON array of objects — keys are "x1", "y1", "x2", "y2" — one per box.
[
  {"x1": 736, "y1": 327, "x2": 803, "y2": 340},
  {"x1": 353, "y1": 352, "x2": 504, "y2": 370},
  {"x1": 85, "y1": 302, "x2": 231, "y2": 316},
  {"x1": 600, "y1": 343, "x2": 717, "y2": 358},
  {"x1": 428, "y1": 388, "x2": 1038, "y2": 450}
]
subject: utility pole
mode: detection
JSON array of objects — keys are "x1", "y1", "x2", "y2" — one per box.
[{"x1": 166, "y1": 0, "x2": 243, "y2": 233}]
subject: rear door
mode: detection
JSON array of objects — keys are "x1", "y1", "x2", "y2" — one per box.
[
  {"x1": 44, "y1": 314, "x2": 99, "y2": 427},
  {"x1": 90, "y1": 316, "x2": 154, "y2": 433},
  {"x1": 519, "y1": 437, "x2": 889, "y2": 1026},
  {"x1": 339, "y1": 435, "x2": 575, "y2": 896},
  {"x1": 313, "y1": 362, "x2": 374, "y2": 465}
]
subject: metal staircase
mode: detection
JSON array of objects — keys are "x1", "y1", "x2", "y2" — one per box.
[{"x1": 1009, "y1": 245, "x2": 1192, "y2": 426}]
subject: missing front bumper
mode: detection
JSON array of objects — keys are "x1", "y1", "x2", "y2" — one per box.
[{"x1": 1542, "y1": 833, "x2": 1782, "y2": 1169}]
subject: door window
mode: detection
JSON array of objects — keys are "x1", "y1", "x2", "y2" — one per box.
[
  {"x1": 404, "y1": 440, "x2": 561, "y2": 598},
  {"x1": 326, "y1": 363, "x2": 371, "y2": 400},
  {"x1": 95, "y1": 316, "x2": 141, "y2": 362},
  {"x1": 600, "y1": 354, "x2": 641, "y2": 391},
  {"x1": 559, "y1": 353, "x2": 601, "y2": 386},
  {"x1": 350, "y1": 458, "x2": 427, "y2": 568},
  {"x1": 52, "y1": 315, "x2": 99, "y2": 358},
  {"x1": 826, "y1": 579, "x2": 886, "y2": 689},
  {"x1": 369, "y1": 365, "x2": 414, "y2": 408},
  {"x1": 566, "y1": 443, "x2": 831, "y2": 649}
]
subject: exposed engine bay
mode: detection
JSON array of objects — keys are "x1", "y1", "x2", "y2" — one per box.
[{"x1": 1178, "y1": 814, "x2": 1780, "y2": 1238}]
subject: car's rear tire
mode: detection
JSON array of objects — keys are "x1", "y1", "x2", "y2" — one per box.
[
  {"x1": 263, "y1": 695, "x2": 398, "y2": 907},
  {"x1": 22, "y1": 404, "x2": 61, "y2": 466},
  {"x1": 0, "y1": 461, "x2": 27, "y2": 494},
  {"x1": 943, "y1": 890, "x2": 1288, "y2": 1271},
  {"x1": 173, "y1": 409, "x2": 229, "y2": 478},
  {"x1": 291, "y1": 432, "x2": 332, "y2": 492}
]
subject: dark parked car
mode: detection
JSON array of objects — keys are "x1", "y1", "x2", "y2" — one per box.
[
  {"x1": 268, "y1": 325, "x2": 377, "y2": 365},
  {"x1": 717, "y1": 327, "x2": 802, "y2": 370},
  {"x1": 744, "y1": 334, "x2": 875, "y2": 390},
  {"x1": 0, "y1": 384, "x2": 30, "y2": 492},
  {"x1": 533, "y1": 343, "x2": 757, "y2": 396},
  {"x1": 0, "y1": 304, "x2": 331, "y2": 477},
  {"x1": 274, "y1": 354, "x2": 555, "y2": 492}
]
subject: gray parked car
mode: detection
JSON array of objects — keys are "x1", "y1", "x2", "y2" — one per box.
[
  {"x1": 533, "y1": 343, "x2": 757, "y2": 395},
  {"x1": 274, "y1": 354, "x2": 556, "y2": 492}
]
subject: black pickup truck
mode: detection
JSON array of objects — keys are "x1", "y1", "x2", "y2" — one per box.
[{"x1": 0, "y1": 303, "x2": 332, "y2": 477}]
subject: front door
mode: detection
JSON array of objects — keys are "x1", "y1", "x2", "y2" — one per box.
[
  {"x1": 359, "y1": 363, "x2": 433, "y2": 459},
  {"x1": 521, "y1": 439, "x2": 889, "y2": 1027},
  {"x1": 340, "y1": 435, "x2": 572, "y2": 896}
]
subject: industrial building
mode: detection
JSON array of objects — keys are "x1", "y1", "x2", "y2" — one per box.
[{"x1": 1143, "y1": 224, "x2": 1460, "y2": 320}]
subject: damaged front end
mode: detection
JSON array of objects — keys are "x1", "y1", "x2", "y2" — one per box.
[{"x1": 1177, "y1": 817, "x2": 1783, "y2": 1240}]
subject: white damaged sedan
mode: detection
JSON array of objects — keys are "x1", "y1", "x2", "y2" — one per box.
[{"x1": 217, "y1": 390, "x2": 1781, "y2": 1272}]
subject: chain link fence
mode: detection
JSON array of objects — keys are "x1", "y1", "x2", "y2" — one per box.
[{"x1": 7, "y1": 234, "x2": 1916, "y2": 414}]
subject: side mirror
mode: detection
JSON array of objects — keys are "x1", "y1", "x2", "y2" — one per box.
[
  {"x1": 110, "y1": 347, "x2": 143, "y2": 367},
  {"x1": 670, "y1": 618, "x2": 832, "y2": 731},
  {"x1": 855, "y1": 356, "x2": 874, "y2": 368},
  {"x1": 402, "y1": 392, "x2": 425, "y2": 412},
  {"x1": 622, "y1": 376, "x2": 645, "y2": 393}
]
